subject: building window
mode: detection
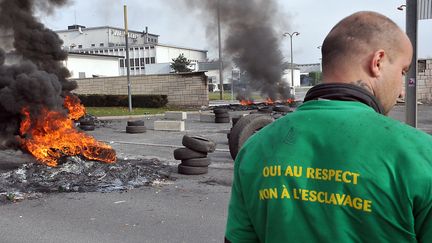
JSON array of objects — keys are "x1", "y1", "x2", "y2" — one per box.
[
  {"x1": 78, "y1": 72, "x2": 86, "y2": 78},
  {"x1": 150, "y1": 57, "x2": 155, "y2": 64},
  {"x1": 104, "y1": 50, "x2": 108, "y2": 53},
  {"x1": 150, "y1": 46, "x2": 155, "y2": 49},
  {"x1": 140, "y1": 67, "x2": 145, "y2": 70},
  {"x1": 135, "y1": 58, "x2": 139, "y2": 66},
  {"x1": 139, "y1": 47, "x2": 144, "y2": 50},
  {"x1": 145, "y1": 57, "x2": 150, "y2": 64},
  {"x1": 100, "y1": 43, "x2": 104, "y2": 47},
  {"x1": 109, "y1": 49, "x2": 113, "y2": 53},
  {"x1": 145, "y1": 46, "x2": 149, "y2": 50},
  {"x1": 120, "y1": 59, "x2": 124, "y2": 68},
  {"x1": 130, "y1": 59, "x2": 134, "y2": 67},
  {"x1": 120, "y1": 48, "x2": 124, "y2": 51},
  {"x1": 91, "y1": 44, "x2": 95, "y2": 47},
  {"x1": 131, "y1": 67, "x2": 135, "y2": 70},
  {"x1": 114, "y1": 49, "x2": 118, "y2": 52},
  {"x1": 140, "y1": 58, "x2": 145, "y2": 66},
  {"x1": 78, "y1": 45, "x2": 82, "y2": 49},
  {"x1": 419, "y1": 60, "x2": 426, "y2": 73},
  {"x1": 135, "y1": 48, "x2": 139, "y2": 50}
]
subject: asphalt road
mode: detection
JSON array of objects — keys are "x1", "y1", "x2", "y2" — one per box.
[{"x1": 0, "y1": 104, "x2": 431, "y2": 243}]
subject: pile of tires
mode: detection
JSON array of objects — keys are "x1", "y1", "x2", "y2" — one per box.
[
  {"x1": 228, "y1": 114, "x2": 274, "y2": 160},
  {"x1": 173, "y1": 135, "x2": 216, "y2": 175},
  {"x1": 126, "y1": 120, "x2": 146, "y2": 134},
  {"x1": 78, "y1": 117, "x2": 95, "y2": 131},
  {"x1": 213, "y1": 108, "x2": 230, "y2": 123}
]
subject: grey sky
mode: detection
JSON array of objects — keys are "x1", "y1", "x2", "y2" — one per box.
[{"x1": 40, "y1": 0, "x2": 432, "y2": 64}]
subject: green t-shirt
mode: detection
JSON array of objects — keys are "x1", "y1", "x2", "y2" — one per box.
[{"x1": 225, "y1": 100, "x2": 432, "y2": 243}]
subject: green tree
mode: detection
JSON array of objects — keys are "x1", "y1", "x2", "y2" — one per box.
[{"x1": 170, "y1": 54, "x2": 192, "y2": 73}]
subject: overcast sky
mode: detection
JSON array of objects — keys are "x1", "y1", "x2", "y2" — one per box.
[{"x1": 40, "y1": 0, "x2": 432, "y2": 64}]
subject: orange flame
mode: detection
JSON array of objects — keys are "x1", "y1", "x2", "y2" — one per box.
[
  {"x1": 19, "y1": 95, "x2": 116, "y2": 167},
  {"x1": 286, "y1": 98, "x2": 295, "y2": 104},
  {"x1": 265, "y1": 98, "x2": 275, "y2": 105},
  {"x1": 240, "y1": 100, "x2": 253, "y2": 106}
]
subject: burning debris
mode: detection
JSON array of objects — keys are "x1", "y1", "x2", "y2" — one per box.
[
  {"x1": 0, "y1": 156, "x2": 171, "y2": 203},
  {"x1": 0, "y1": 0, "x2": 116, "y2": 166}
]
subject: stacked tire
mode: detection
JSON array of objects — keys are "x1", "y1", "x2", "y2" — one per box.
[
  {"x1": 213, "y1": 108, "x2": 230, "y2": 123},
  {"x1": 79, "y1": 118, "x2": 95, "y2": 131},
  {"x1": 228, "y1": 114, "x2": 274, "y2": 160},
  {"x1": 126, "y1": 120, "x2": 146, "y2": 134},
  {"x1": 174, "y1": 135, "x2": 216, "y2": 175}
]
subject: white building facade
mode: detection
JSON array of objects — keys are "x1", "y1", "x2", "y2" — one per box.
[
  {"x1": 63, "y1": 52, "x2": 121, "y2": 78},
  {"x1": 56, "y1": 25, "x2": 207, "y2": 75}
]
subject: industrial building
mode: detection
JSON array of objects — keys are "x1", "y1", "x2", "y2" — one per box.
[{"x1": 56, "y1": 25, "x2": 208, "y2": 76}]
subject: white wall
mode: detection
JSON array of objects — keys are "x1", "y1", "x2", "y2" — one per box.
[
  {"x1": 64, "y1": 54, "x2": 120, "y2": 78},
  {"x1": 282, "y1": 69, "x2": 301, "y2": 87},
  {"x1": 156, "y1": 45, "x2": 207, "y2": 63}
]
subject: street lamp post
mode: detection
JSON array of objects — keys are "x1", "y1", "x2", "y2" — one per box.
[{"x1": 283, "y1": 32, "x2": 300, "y2": 96}]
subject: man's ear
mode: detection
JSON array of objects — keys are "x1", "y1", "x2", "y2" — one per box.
[{"x1": 370, "y1": 49, "x2": 385, "y2": 78}]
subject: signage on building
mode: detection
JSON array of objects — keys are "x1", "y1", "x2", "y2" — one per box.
[{"x1": 111, "y1": 29, "x2": 139, "y2": 39}]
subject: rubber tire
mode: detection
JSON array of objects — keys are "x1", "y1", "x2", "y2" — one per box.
[
  {"x1": 126, "y1": 125, "x2": 146, "y2": 133},
  {"x1": 213, "y1": 108, "x2": 228, "y2": 114},
  {"x1": 173, "y1": 147, "x2": 207, "y2": 160},
  {"x1": 215, "y1": 117, "x2": 230, "y2": 123},
  {"x1": 258, "y1": 107, "x2": 273, "y2": 113},
  {"x1": 232, "y1": 117, "x2": 241, "y2": 126},
  {"x1": 273, "y1": 105, "x2": 291, "y2": 112},
  {"x1": 182, "y1": 135, "x2": 216, "y2": 153},
  {"x1": 79, "y1": 124, "x2": 95, "y2": 131},
  {"x1": 79, "y1": 119, "x2": 94, "y2": 126},
  {"x1": 178, "y1": 164, "x2": 208, "y2": 175},
  {"x1": 127, "y1": 120, "x2": 145, "y2": 126},
  {"x1": 215, "y1": 113, "x2": 230, "y2": 118},
  {"x1": 181, "y1": 157, "x2": 210, "y2": 167},
  {"x1": 229, "y1": 114, "x2": 274, "y2": 160}
]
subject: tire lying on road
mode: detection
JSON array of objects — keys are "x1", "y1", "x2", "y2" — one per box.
[
  {"x1": 181, "y1": 157, "x2": 210, "y2": 167},
  {"x1": 127, "y1": 120, "x2": 145, "y2": 126},
  {"x1": 79, "y1": 124, "x2": 95, "y2": 131},
  {"x1": 182, "y1": 135, "x2": 216, "y2": 153},
  {"x1": 178, "y1": 164, "x2": 208, "y2": 175},
  {"x1": 229, "y1": 114, "x2": 274, "y2": 160},
  {"x1": 126, "y1": 126, "x2": 147, "y2": 133},
  {"x1": 79, "y1": 118, "x2": 95, "y2": 126},
  {"x1": 215, "y1": 117, "x2": 230, "y2": 123},
  {"x1": 173, "y1": 147, "x2": 207, "y2": 160}
]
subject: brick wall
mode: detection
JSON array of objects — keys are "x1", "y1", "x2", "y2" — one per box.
[
  {"x1": 72, "y1": 72, "x2": 209, "y2": 107},
  {"x1": 418, "y1": 59, "x2": 432, "y2": 102}
]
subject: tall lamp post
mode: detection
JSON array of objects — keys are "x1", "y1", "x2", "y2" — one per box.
[{"x1": 283, "y1": 32, "x2": 300, "y2": 96}]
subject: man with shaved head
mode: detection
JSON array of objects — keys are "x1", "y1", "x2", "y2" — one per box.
[{"x1": 225, "y1": 11, "x2": 431, "y2": 242}]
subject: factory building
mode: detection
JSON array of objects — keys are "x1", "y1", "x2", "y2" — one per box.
[{"x1": 56, "y1": 25, "x2": 208, "y2": 75}]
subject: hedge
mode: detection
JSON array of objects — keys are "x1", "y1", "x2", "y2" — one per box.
[{"x1": 75, "y1": 94, "x2": 168, "y2": 108}]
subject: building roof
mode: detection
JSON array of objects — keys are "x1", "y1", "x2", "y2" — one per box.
[
  {"x1": 68, "y1": 52, "x2": 123, "y2": 59},
  {"x1": 56, "y1": 25, "x2": 159, "y2": 37},
  {"x1": 297, "y1": 63, "x2": 321, "y2": 73},
  {"x1": 156, "y1": 43, "x2": 207, "y2": 53}
]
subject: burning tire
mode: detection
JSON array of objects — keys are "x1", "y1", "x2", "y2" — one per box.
[
  {"x1": 126, "y1": 125, "x2": 146, "y2": 133},
  {"x1": 181, "y1": 157, "x2": 210, "y2": 167},
  {"x1": 229, "y1": 114, "x2": 274, "y2": 160},
  {"x1": 178, "y1": 164, "x2": 208, "y2": 175},
  {"x1": 127, "y1": 120, "x2": 145, "y2": 126},
  {"x1": 173, "y1": 147, "x2": 207, "y2": 160},
  {"x1": 182, "y1": 135, "x2": 216, "y2": 153},
  {"x1": 79, "y1": 118, "x2": 95, "y2": 126},
  {"x1": 79, "y1": 124, "x2": 95, "y2": 131}
]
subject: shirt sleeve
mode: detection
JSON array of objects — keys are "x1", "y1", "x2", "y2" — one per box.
[{"x1": 225, "y1": 157, "x2": 259, "y2": 243}]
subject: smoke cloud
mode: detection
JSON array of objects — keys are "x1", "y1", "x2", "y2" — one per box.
[
  {"x1": 0, "y1": 0, "x2": 77, "y2": 149},
  {"x1": 182, "y1": 0, "x2": 291, "y2": 100}
]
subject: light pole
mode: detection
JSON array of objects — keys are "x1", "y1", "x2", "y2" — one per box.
[{"x1": 283, "y1": 32, "x2": 300, "y2": 96}]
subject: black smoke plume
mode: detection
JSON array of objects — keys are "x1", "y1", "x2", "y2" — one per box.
[
  {"x1": 183, "y1": 0, "x2": 291, "y2": 100},
  {"x1": 0, "y1": 0, "x2": 76, "y2": 149}
]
